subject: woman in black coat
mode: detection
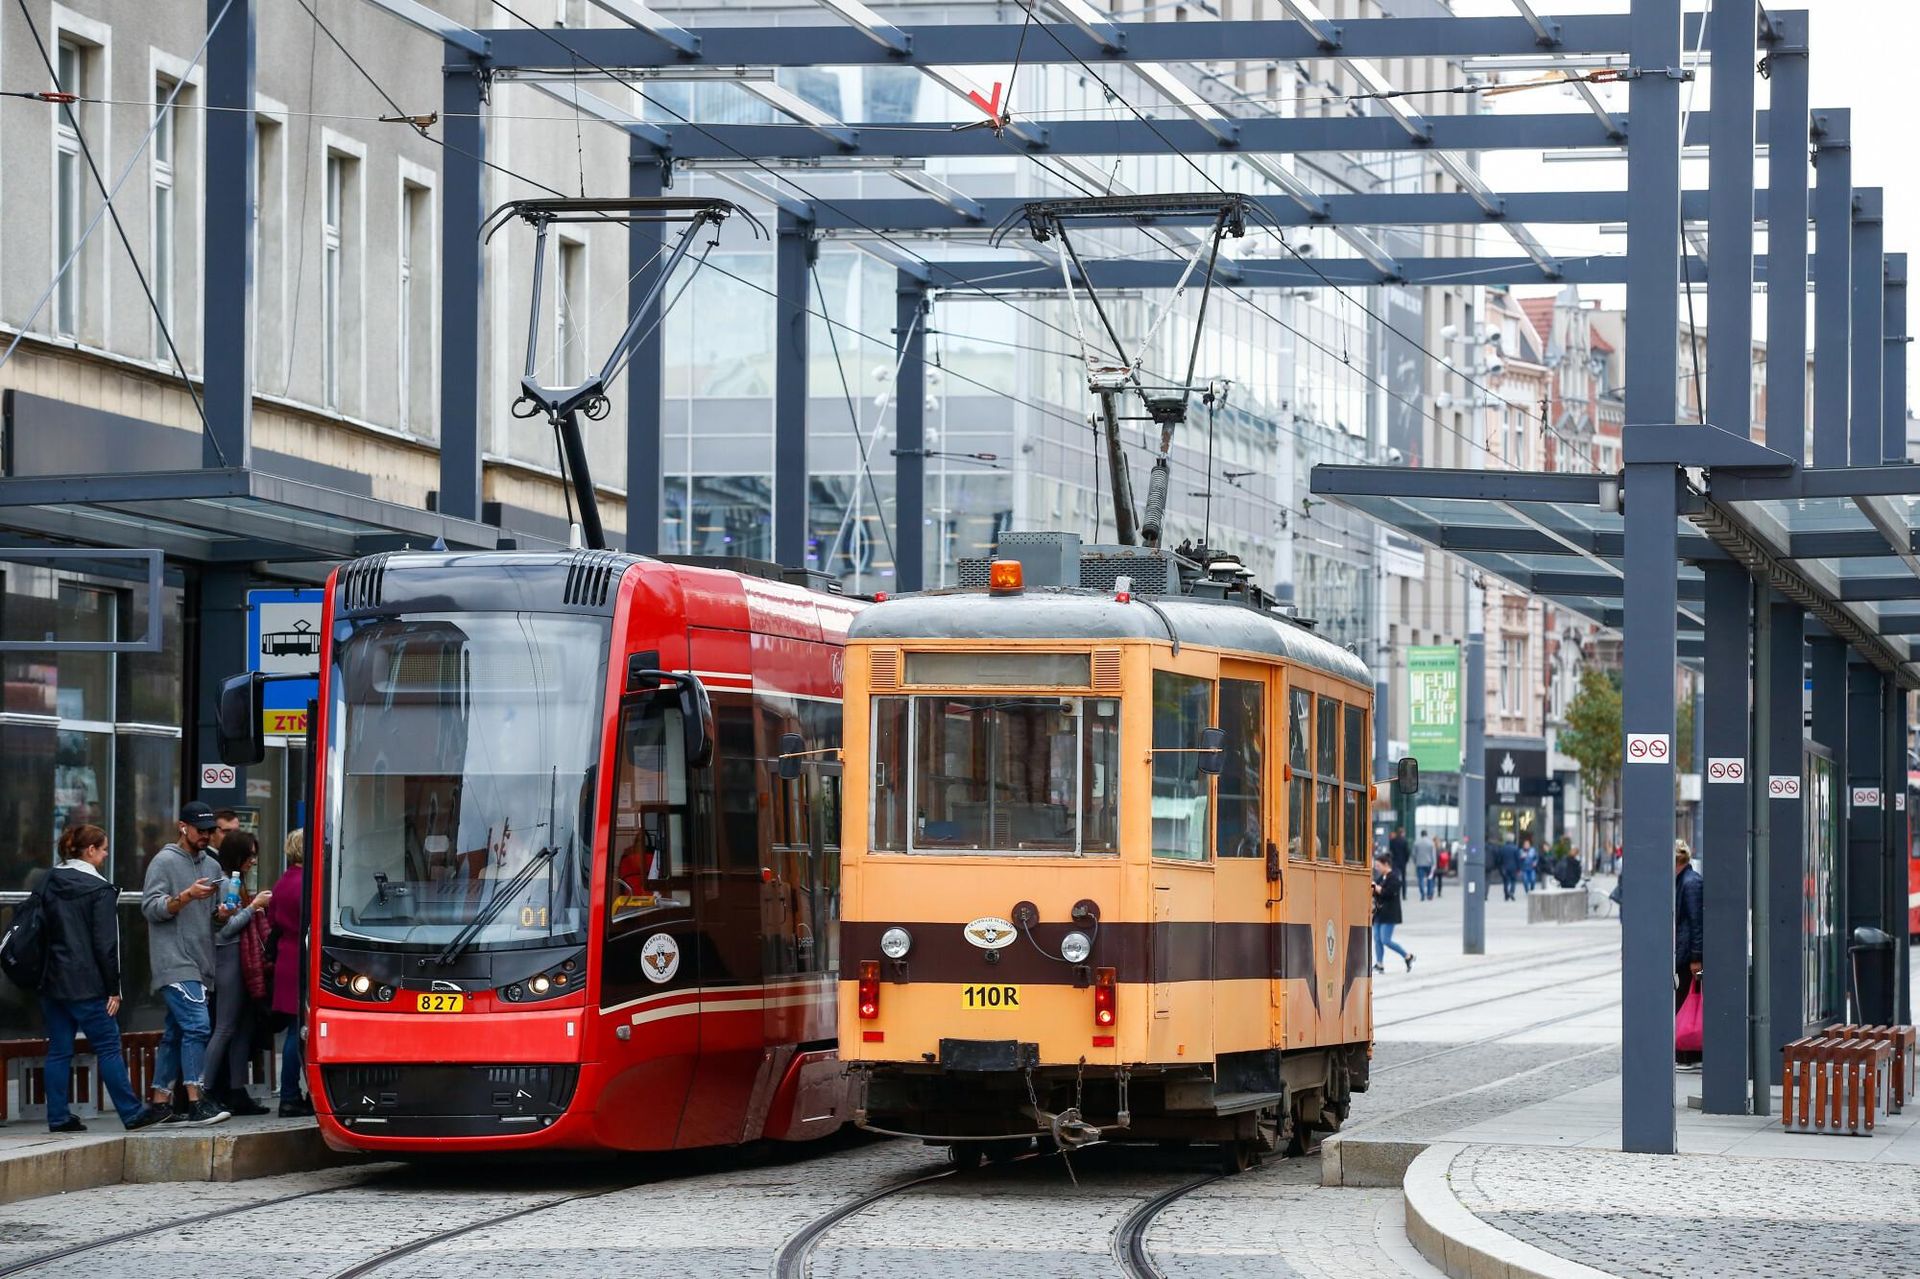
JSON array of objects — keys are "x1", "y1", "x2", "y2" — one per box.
[
  {"x1": 39, "y1": 825, "x2": 169, "y2": 1132},
  {"x1": 1371, "y1": 852, "x2": 1414, "y2": 974}
]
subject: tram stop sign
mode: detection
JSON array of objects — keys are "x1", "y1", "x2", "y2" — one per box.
[{"x1": 248, "y1": 588, "x2": 323, "y2": 736}]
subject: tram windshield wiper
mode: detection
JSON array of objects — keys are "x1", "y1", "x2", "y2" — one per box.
[{"x1": 434, "y1": 844, "x2": 561, "y2": 966}]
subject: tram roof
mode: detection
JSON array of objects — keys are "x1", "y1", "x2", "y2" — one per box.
[{"x1": 848, "y1": 588, "x2": 1373, "y2": 686}]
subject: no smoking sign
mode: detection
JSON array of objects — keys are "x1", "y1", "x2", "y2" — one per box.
[
  {"x1": 1768, "y1": 775, "x2": 1802, "y2": 800},
  {"x1": 199, "y1": 763, "x2": 237, "y2": 789},
  {"x1": 1706, "y1": 757, "x2": 1746, "y2": 784},
  {"x1": 1625, "y1": 732, "x2": 1670, "y2": 764}
]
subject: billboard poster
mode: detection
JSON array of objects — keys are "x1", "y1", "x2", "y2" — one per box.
[{"x1": 1407, "y1": 644, "x2": 1462, "y2": 773}]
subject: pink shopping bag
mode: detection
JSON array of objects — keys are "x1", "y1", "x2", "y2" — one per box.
[{"x1": 1675, "y1": 976, "x2": 1703, "y2": 1053}]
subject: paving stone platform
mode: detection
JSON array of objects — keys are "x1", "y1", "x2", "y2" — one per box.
[{"x1": 0, "y1": 1114, "x2": 357, "y2": 1204}]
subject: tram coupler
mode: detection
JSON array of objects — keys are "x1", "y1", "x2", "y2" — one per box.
[{"x1": 1025, "y1": 1104, "x2": 1104, "y2": 1149}]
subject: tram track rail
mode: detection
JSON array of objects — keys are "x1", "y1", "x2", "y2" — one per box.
[
  {"x1": 1373, "y1": 962, "x2": 1621, "y2": 1032},
  {"x1": 325, "y1": 1177, "x2": 646, "y2": 1279},
  {"x1": 769, "y1": 1160, "x2": 960, "y2": 1279},
  {"x1": 1113, "y1": 1171, "x2": 1224, "y2": 1279}
]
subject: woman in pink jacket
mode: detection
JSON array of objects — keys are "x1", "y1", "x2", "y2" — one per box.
[{"x1": 267, "y1": 830, "x2": 311, "y2": 1117}]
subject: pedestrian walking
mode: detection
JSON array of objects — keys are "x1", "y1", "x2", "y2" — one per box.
[
  {"x1": 1370, "y1": 853, "x2": 1413, "y2": 972},
  {"x1": 201, "y1": 832, "x2": 272, "y2": 1115},
  {"x1": 1388, "y1": 827, "x2": 1412, "y2": 901},
  {"x1": 1412, "y1": 830, "x2": 1437, "y2": 901},
  {"x1": 36, "y1": 825, "x2": 171, "y2": 1133},
  {"x1": 1433, "y1": 842, "x2": 1447, "y2": 897},
  {"x1": 1520, "y1": 835, "x2": 1539, "y2": 894},
  {"x1": 140, "y1": 801, "x2": 232, "y2": 1126},
  {"x1": 1497, "y1": 837, "x2": 1520, "y2": 901},
  {"x1": 268, "y1": 830, "x2": 312, "y2": 1117},
  {"x1": 1674, "y1": 839, "x2": 1705, "y2": 1070}
]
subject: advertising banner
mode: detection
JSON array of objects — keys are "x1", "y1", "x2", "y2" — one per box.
[{"x1": 1407, "y1": 644, "x2": 1462, "y2": 773}]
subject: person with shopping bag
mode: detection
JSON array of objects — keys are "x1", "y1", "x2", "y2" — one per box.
[{"x1": 1674, "y1": 839, "x2": 1705, "y2": 1070}]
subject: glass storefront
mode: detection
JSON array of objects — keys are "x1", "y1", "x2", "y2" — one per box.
[{"x1": 0, "y1": 565, "x2": 186, "y2": 1038}]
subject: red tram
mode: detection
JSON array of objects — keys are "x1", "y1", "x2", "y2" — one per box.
[{"x1": 225, "y1": 549, "x2": 857, "y2": 1153}]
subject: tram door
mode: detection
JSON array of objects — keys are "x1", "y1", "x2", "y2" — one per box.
[{"x1": 1216, "y1": 664, "x2": 1273, "y2": 1058}]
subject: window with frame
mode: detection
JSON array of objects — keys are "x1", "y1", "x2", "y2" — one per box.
[
  {"x1": 399, "y1": 181, "x2": 433, "y2": 433},
  {"x1": 1288, "y1": 686, "x2": 1310, "y2": 859},
  {"x1": 556, "y1": 238, "x2": 587, "y2": 387},
  {"x1": 1151, "y1": 672, "x2": 1213, "y2": 861},
  {"x1": 1215, "y1": 677, "x2": 1264, "y2": 858},
  {"x1": 53, "y1": 40, "x2": 89, "y2": 338},
  {"x1": 1315, "y1": 695, "x2": 1337, "y2": 862},
  {"x1": 152, "y1": 79, "x2": 178, "y2": 361},
  {"x1": 1343, "y1": 704, "x2": 1367, "y2": 865}
]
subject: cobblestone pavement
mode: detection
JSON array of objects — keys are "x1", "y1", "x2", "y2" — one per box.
[
  {"x1": 0, "y1": 889, "x2": 1627, "y2": 1278},
  {"x1": 1451, "y1": 1143, "x2": 1920, "y2": 1278}
]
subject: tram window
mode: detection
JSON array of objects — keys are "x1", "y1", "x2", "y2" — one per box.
[
  {"x1": 1344, "y1": 704, "x2": 1367, "y2": 865},
  {"x1": 879, "y1": 695, "x2": 1117, "y2": 855},
  {"x1": 1152, "y1": 672, "x2": 1213, "y2": 861},
  {"x1": 1288, "y1": 688, "x2": 1310, "y2": 859},
  {"x1": 610, "y1": 697, "x2": 692, "y2": 922},
  {"x1": 1216, "y1": 679, "x2": 1264, "y2": 858},
  {"x1": 1315, "y1": 696, "x2": 1338, "y2": 861},
  {"x1": 871, "y1": 698, "x2": 910, "y2": 851}
]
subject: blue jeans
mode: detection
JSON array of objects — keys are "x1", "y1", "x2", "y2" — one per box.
[
  {"x1": 40, "y1": 996, "x2": 144, "y2": 1126},
  {"x1": 280, "y1": 1024, "x2": 304, "y2": 1101},
  {"x1": 153, "y1": 981, "x2": 211, "y2": 1099},
  {"x1": 1523, "y1": 866, "x2": 1537, "y2": 892},
  {"x1": 1416, "y1": 866, "x2": 1434, "y2": 900},
  {"x1": 1373, "y1": 922, "x2": 1409, "y2": 966}
]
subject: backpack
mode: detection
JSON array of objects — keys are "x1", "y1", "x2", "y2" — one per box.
[{"x1": 0, "y1": 889, "x2": 50, "y2": 991}]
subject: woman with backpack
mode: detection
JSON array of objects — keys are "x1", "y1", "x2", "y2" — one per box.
[
  {"x1": 199, "y1": 832, "x2": 272, "y2": 1116},
  {"x1": 35, "y1": 825, "x2": 170, "y2": 1131}
]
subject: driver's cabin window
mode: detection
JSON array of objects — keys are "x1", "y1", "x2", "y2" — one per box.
[{"x1": 611, "y1": 697, "x2": 691, "y2": 922}]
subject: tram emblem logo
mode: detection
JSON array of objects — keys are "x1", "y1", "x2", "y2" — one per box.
[
  {"x1": 963, "y1": 917, "x2": 1018, "y2": 950},
  {"x1": 640, "y1": 932, "x2": 681, "y2": 984},
  {"x1": 1325, "y1": 921, "x2": 1336, "y2": 963},
  {"x1": 431, "y1": 980, "x2": 462, "y2": 992}
]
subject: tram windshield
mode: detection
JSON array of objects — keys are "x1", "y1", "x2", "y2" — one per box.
[
  {"x1": 326, "y1": 612, "x2": 610, "y2": 950},
  {"x1": 870, "y1": 695, "x2": 1120, "y2": 855}
]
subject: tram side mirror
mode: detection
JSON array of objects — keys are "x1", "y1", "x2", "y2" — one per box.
[
  {"x1": 216, "y1": 671, "x2": 266, "y2": 767},
  {"x1": 778, "y1": 732, "x2": 806, "y2": 781},
  {"x1": 1395, "y1": 756, "x2": 1420, "y2": 796},
  {"x1": 1197, "y1": 726, "x2": 1227, "y2": 776},
  {"x1": 631, "y1": 669, "x2": 715, "y2": 770}
]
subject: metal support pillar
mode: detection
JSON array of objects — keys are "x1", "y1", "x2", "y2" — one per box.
[
  {"x1": 1748, "y1": 588, "x2": 1773, "y2": 1114},
  {"x1": 1762, "y1": 14, "x2": 1810, "y2": 464},
  {"x1": 1620, "y1": 0, "x2": 1683, "y2": 1157},
  {"x1": 438, "y1": 57, "x2": 487, "y2": 523},
  {"x1": 1844, "y1": 663, "x2": 1884, "y2": 966},
  {"x1": 1893, "y1": 691, "x2": 1911, "y2": 1023},
  {"x1": 625, "y1": 148, "x2": 666, "y2": 554},
  {"x1": 1850, "y1": 189, "x2": 1884, "y2": 466},
  {"x1": 192, "y1": 568, "x2": 251, "y2": 803},
  {"x1": 894, "y1": 279, "x2": 929, "y2": 592},
  {"x1": 203, "y1": 0, "x2": 255, "y2": 470},
  {"x1": 1704, "y1": 0, "x2": 1755, "y2": 440},
  {"x1": 1886, "y1": 255, "x2": 1909, "y2": 464},
  {"x1": 773, "y1": 214, "x2": 815, "y2": 567},
  {"x1": 1701, "y1": 562, "x2": 1752, "y2": 1114},
  {"x1": 1463, "y1": 574, "x2": 1486, "y2": 955},
  {"x1": 1810, "y1": 111, "x2": 1852, "y2": 468},
  {"x1": 1765, "y1": 595, "x2": 1806, "y2": 1065}
]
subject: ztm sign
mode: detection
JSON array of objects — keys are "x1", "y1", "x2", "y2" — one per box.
[
  {"x1": 1767, "y1": 775, "x2": 1802, "y2": 800},
  {"x1": 1625, "y1": 733, "x2": 1670, "y2": 764},
  {"x1": 1706, "y1": 757, "x2": 1746, "y2": 784}
]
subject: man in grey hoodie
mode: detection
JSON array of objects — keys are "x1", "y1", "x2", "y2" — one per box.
[{"x1": 140, "y1": 802, "x2": 231, "y2": 1125}]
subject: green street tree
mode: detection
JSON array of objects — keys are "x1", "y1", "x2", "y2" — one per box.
[{"x1": 1559, "y1": 668, "x2": 1622, "y2": 858}]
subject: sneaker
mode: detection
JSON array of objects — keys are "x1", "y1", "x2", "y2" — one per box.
[
  {"x1": 278, "y1": 1097, "x2": 315, "y2": 1118},
  {"x1": 48, "y1": 1116, "x2": 85, "y2": 1133},
  {"x1": 1371, "y1": 963, "x2": 1385, "y2": 974},
  {"x1": 226, "y1": 1095, "x2": 271, "y2": 1117},
  {"x1": 1676, "y1": 1062, "x2": 1703, "y2": 1074},
  {"x1": 1403, "y1": 953, "x2": 1416, "y2": 972},
  {"x1": 124, "y1": 1104, "x2": 172, "y2": 1132},
  {"x1": 187, "y1": 1098, "x2": 231, "y2": 1126}
]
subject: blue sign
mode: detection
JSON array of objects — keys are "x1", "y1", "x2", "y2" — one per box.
[{"x1": 248, "y1": 588, "x2": 323, "y2": 736}]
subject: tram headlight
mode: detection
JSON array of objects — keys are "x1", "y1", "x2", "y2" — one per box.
[
  {"x1": 349, "y1": 974, "x2": 372, "y2": 996},
  {"x1": 879, "y1": 927, "x2": 913, "y2": 960},
  {"x1": 1060, "y1": 931, "x2": 1092, "y2": 964},
  {"x1": 530, "y1": 975, "x2": 552, "y2": 995}
]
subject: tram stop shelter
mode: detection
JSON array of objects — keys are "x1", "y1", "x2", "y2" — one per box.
[{"x1": 4, "y1": 0, "x2": 1914, "y2": 1156}]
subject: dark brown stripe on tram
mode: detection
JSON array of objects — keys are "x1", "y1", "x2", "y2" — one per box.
[{"x1": 842, "y1": 921, "x2": 1325, "y2": 987}]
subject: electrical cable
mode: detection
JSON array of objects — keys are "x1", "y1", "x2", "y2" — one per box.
[
  {"x1": 0, "y1": 0, "x2": 236, "y2": 467},
  {"x1": 810, "y1": 259, "x2": 899, "y2": 567}
]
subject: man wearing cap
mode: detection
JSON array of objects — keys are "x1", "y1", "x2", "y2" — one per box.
[{"x1": 138, "y1": 802, "x2": 232, "y2": 1125}]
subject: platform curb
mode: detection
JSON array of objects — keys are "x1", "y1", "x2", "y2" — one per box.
[
  {"x1": 1401, "y1": 1143, "x2": 1618, "y2": 1279},
  {"x1": 1320, "y1": 1134, "x2": 1431, "y2": 1187},
  {"x1": 0, "y1": 1119, "x2": 357, "y2": 1205}
]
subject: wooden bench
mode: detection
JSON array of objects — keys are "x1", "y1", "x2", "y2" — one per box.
[
  {"x1": 1824, "y1": 1024, "x2": 1918, "y2": 1113},
  {"x1": 1782, "y1": 1033, "x2": 1896, "y2": 1135},
  {"x1": 0, "y1": 1031, "x2": 166, "y2": 1122}
]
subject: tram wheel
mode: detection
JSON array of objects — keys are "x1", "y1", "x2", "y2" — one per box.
[
  {"x1": 949, "y1": 1144, "x2": 986, "y2": 1172},
  {"x1": 1253, "y1": 1107, "x2": 1285, "y2": 1156},
  {"x1": 1284, "y1": 1092, "x2": 1323, "y2": 1158},
  {"x1": 1218, "y1": 1139, "x2": 1257, "y2": 1174}
]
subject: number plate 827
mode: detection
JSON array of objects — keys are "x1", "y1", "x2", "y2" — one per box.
[{"x1": 961, "y1": 984, "x2": 1020, "y2": 1010}]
